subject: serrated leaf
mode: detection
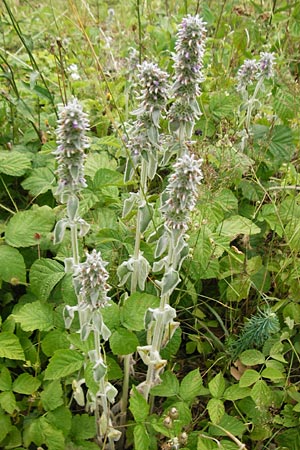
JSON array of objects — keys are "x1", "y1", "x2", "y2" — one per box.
[
  {"x1": 0, "y1": 367, "x2": 12, "y2": 391},
  {"x1": 0, "y1": 391, "x2": 17, "y2": 414},
  {"x1": 30, "y1": 258, "x2": 64, "y2": 301},
  {"x1": 0, "y1": 245, "x2": 26, "y2": 284},
  {"x1": 93, "y1": 168, "x2": 124, "y2": 188},
  {"x1": 239, "y1": 349, "x2": 265, "y2": 365},
  {"x1": 129, "y1": 387, "x2": 150, "y2": 422},
  {"x1": 5, "y1": 206, "x2": 55, "y2": 248},
  {"x1": 209, "y1": 413, "x2": 246, "y2": 438},
  {"x1": 0, "y1": 151, "x2": 31, "y2": 176},
  {"x1": 13, "y1": 301, "x2": 55, "y2": 332},
  {"x1": 109, "y1": 328, "x2": 139, "y2": 355},
  {"x1": 13, "y1": 373, "x2": 41, "y2": 394},
  {"x1": 216, "y1": 215, "x2": 260, "y2": 239},
  {"x1": 133, "y1": 423, "x2": 150, "y2": 450},
  {"x1": 0, "y1": 411, "x2": 12, "y2": 442},
  {"x1": 179, "y1": 368, "x2": 203, "y2": 402},
  {"x1": 223, "y1": 385, "x2": 251, "y2": 401},
  {"x1": 0, "y1": 332, "x2": 25, "y2": 360},
  {"x1": 40, "y1": 381, "x2": 64, "y2": 411},
  {"x1": 207, "y1": 398, "x2": 225, "y2": 424},
  {"x1": 251, "y1": 379, "x2": 272, "y2": 408},
  {"x1": 121, "y1": 293, "x2": 160, "y2": 331},
  {"x1": 208, "y1": 372, "x2": 226, "y2": 398},
  {"x1": 239, "y1": 369, "x2": 260, "y2": 387},
  {"x1": 44, "y1": 349, "x2": 84, "y2": 380},
  {"x1": 209, "y1": 93, "x2": 239, "y2": 120},
  {"x1": 39, "y1": 417, "x2": 65, "y2": 450},
  {"x1": 101, "y1": 301, "x2": 121, "y2": 331},
  {"x1": 21, "y1": 167, "x2": 56, "y2": 196},
  {"x1": 46, "y1": 406, "x2": 72, "y2": 438},
  {"x1": 70, "y1": 414, "x2": 96, "y2": 440},
  {"x1": 41, "y1": 330, "x2": 69, "y2": 357},
  {"x1": 261, "y1": 367, "x2": 285, "y2": 381},
  {"x1": 269, "y1": 125, "x2": 294, "y2": 166},
  {"x1": 150, "y1": 371, "x2": 179, "y2": 397}
]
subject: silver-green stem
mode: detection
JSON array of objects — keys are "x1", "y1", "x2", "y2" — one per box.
[
  {"x1": 120, "y1": 157, "x2": 148, "y2": 430},
  {"x1": 245, "y1": 76, "x2": 264, "y2": 137},
  {"x1": 94, "y1": 329, "x2": 115, "y2": 450}
]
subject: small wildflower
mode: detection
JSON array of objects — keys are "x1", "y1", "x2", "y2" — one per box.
[
  {"x1": 236, "y1": 59, "x2": 258, "y2": 92},
  {"x1": 172, "y1": 14, "x2": 206, "y2": 100},
  {"x1": 258, "y1": 52, "x2": 275, "y2": 79},
  {"x1": 67, "y1": 64, "x2": 81, "y2": 81},
  {"x1": 54, "y1": 97, "x2": 89, "y2": 200},
  {"x1": 161, "y1": 153, "x2": 203, "y2": 230},
  {"x1": 74, "y1": 249, "x2": 110, "y2": 309}
]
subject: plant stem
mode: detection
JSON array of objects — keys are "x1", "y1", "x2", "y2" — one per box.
[
  {"x1": 245, "y1": 76, "x2": 264, "y2": 136},
  {"x1": 94, "y1": 329, "x2": 115, "y2": 450},
  {"x1": 120, "y1": 157, "x2": 148, "y2": 436}
]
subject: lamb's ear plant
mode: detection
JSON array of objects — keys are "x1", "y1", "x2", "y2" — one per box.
[
  {"x1": 52, "y1": 97, "x2": 120, "y2": 448},
  {"x1": 117, "y1": 60, "x2": 169, "y2": 430},
  {"x1": 236, "y1": 52, "x2": 276, "y2": 151},
  {"x1": 167, "y1": 14, "x2": 206, "y2": 152}
]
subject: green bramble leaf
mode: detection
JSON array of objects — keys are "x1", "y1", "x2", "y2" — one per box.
[
  {"x1": 223, "y1": 385, "x2": 251, "y2": 401},
  {"x1": 41, "y1": 330, "x2": 69, "y2": 357},
  {"x1": 109, "y1": 328, "x2": 139, "y2": 355},
  {"x1": 133, "y1": 424, "x2": 150, "y2": 450},
  {"x1": 239, "y1": 369, "x2": 261, "y2": 388},
  {"x1": 40, "y1": 381, "x2": 64, "y2": 411},
  {"x1": 44, "y1": 349, "x2": 84, "y2": 380},
  {"x1": 0, "y1": 332, "x2": 25, "y2": 360},
  {"x1": 39, "y1": 417, "x2": 65, "y2": 450},
  {"x1": 216, "y1": 215, "x2": 260, "y2": 239},
  {"x1": 0, "y1": 391, "x2": 17, "y2": 415},
  {"x1": 70, "y1": 414, "x2": 96, "y2": 440},
  {"x1": 21, "y1": 167, "x2": 56, "y2": 196},
  {"x1": 179, "y1": 368, "x2": 203, "y2": 402},
  {"x1": 30, "y1": 258, "x2": 64, "y2": 301},
  {"x1": 121, "y1": 293, "x2": 160, "y2": 331},
  {"x1": 207, "y1": 398, "x2": 225, "y2": 424},
  {"x1": 0, "y1": 245, "x2": 26, "y2": 285},
  {"x1": 150, "y1": 371, "x2": 179, "y2": 397},
  {"x1": 46, "y1": 406, "x2": 72, "y2": 439},
  {"x1": 129, "y1": 387, "x2": 150, "y2": 422},
  {"x1": 12, "y1": 373, "x2": 41, "y2": 395},
  {"x1": 239, "y1": 349, "x2": 265, "y2": 366},
  {"x1": 208, "y1": 372, "x2": 226, "y2": 399},
  {"x1": 0, "y1": 367, "x2": 12, "y2": 391},
  {"x1": 5, "y1": 205, "x2": 55, "y2": 248},
  {"x1": 0, "y1": 151, "x2": 31, "y2": 176},
  {"x1": 13, "y1": 300, "x2": 55, "y2": 332},
  {"x1": 251, "y1": 379, "x2": 272, "y2": 409},
  {"x1": 0, "y1": 410, "x2": 12, "y2": 442}
]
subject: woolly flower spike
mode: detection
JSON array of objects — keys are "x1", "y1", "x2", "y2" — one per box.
[
  {"x1": 54, "y1": 97, "x2": 90, "y2": 200},
  {"x1": 236, "y1": 59, "x2": 258, "y2": 92},
  {"x1": 74, "y1": 249, "x2": 110, "y2": 309},
  {"x1": 161, "y1": 153, "x2": 203, "y2": 230},
  {"x1": 172, "y1": 14, "x2": 206, "y2": 99},
  {"x1": 258, "y1": 52, "x2": 275, "y2": 79},
  {"x1": 137, "y1": 61, "x2": 169, "y2": 116}
]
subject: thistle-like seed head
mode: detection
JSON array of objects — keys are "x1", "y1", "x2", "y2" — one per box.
[
  {"x1": 236, "y1": 59, "x2": 258, "y2": 92},
  {"x1": 54, "y1": 97, "x2": 90, "y2": 201},
  {"x1": 172, "y1": 14, "x2": 207, "y2": 100},
  {"x1": 161, "y1": 153, "x2": 203, "y2": 230},
  {"x1": 74, "y1": 249, "x2": 110, "y2": 309}
]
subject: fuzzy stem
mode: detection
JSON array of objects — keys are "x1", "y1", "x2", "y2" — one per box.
[
  {"x1": 245, "y1": 76, "x2": 264, "y2": 137},
  {"x1": 120, "y1": 157, "x2": 148, "y2": 432},
  {"x1": 94, "y1": 329, "x2": 115, "y2": 450}
]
